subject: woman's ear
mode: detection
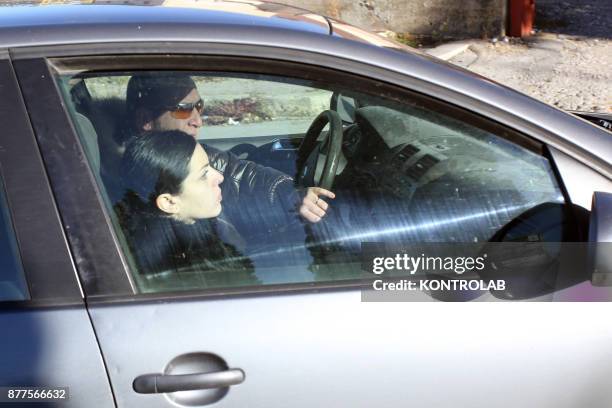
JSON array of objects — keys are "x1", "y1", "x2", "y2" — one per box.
[{"x1": 156, "y1": 193, "x2": 180, "y2": 215}]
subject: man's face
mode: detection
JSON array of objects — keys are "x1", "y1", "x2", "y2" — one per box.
[{"x1": 146, "y1": 88, "x2": 204, "y2": 138}]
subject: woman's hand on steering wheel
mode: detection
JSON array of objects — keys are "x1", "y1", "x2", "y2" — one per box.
[{"x1": 299, "y1": 187, "x2": 336, "y2": 223}]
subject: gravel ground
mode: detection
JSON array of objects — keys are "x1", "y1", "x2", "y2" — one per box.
[{"x1": 447, "y1": 0, "x2": 611, "y2": 113}]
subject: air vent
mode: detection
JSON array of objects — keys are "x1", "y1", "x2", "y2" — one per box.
[
  {"x1": 398, "y1": 144, "x2": 419, "y2": 160},
  {"x1": 406, "y1": 154, "x2": 440, "y2": 180},
  {"x1": 392, "y1": 144, "x2": 420, "y2": 170}
]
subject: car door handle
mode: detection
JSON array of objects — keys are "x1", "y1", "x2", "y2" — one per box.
[{"x1": 133, "y1": 368, "x2": 245, "y2": 394}]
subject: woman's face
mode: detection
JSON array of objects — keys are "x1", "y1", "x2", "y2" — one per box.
[{"x1": 173, "y1": 144, "x2": 224, "y2": 222}]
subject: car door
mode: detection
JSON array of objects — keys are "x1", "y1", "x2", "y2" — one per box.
[
  {"x1": 0, "y1": 55, "x2": 115, "y2": 407},
  {"x1": 14, "y1": 45, "x2": 612, "y2": 408}
]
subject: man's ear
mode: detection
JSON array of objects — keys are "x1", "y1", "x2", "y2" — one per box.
[
  {"x1": 156, "y1": 193, "x2": 180, "y2": 215},
  {"x1": 134, "y1": 108, "x2": 154, "y2": 132}
]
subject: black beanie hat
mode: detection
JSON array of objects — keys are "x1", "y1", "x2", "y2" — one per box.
[{"x1": 126, "y1": 73, "x2": 197, "y2": 120}]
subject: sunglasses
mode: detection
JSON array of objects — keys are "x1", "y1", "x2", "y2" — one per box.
[{"x1": 168, "y1": 98, "x2": 204, "y2": 119}]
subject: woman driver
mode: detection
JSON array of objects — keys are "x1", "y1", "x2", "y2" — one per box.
[{"x1": 116, "y1": 130, "x2": 255, "y2": 278}]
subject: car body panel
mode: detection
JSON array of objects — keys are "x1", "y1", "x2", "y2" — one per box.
[
  {"x1": 88, "y1": 293, "x2": 612, "y2": 408},
  {"x1": 0, "y1": 2, "x2": 329, "y2": 34},
  {"x1": 1, "y1": 3, "x2": 611, "y2": 408},
  {"x1": 0, "y1": 307, "x2": 116, "y2": 407}
]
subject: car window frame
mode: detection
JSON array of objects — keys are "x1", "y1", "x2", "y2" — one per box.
[
  {"x1": 0, "y1": 54, "x2": 83, "y2": 307},
  {"x1": 13, "y1": 45, "x2": 583, "y2": 302}
]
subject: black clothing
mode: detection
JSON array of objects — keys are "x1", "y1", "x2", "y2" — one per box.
[
  {"x1": 118, "y1": 201, "x2": 257, "y2": 284},
  {"x1": 204, "y1": 144, "x2": 304, "y2": 236}
]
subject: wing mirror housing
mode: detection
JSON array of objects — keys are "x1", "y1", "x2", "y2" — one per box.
[
  {"x1": 589, "y1": 191, "x2": 612, "y2": 286},
  {"x1": 480, "y1": 203, "x2": 587, "y2": 300}
]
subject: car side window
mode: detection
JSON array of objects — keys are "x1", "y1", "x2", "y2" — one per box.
[
  {"x1": 0, "y1": 171, "x2": 29, "y2": 301},
  {"x1": 56, "y1": 69, "x2": 570, "y2": 296}
]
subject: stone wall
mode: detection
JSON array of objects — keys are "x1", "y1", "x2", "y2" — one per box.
[{"x1": 282, "y1": 0, "x2": 506, "y2": 40}]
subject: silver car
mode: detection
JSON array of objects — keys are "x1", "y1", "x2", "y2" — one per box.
[{"x1": 0, "y1": 1, "x2": 611, "y2": 407}]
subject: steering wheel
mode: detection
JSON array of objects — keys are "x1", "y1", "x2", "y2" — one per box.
[{"x1": 296, "y1": 110, "x2": 343, "y2": 190}]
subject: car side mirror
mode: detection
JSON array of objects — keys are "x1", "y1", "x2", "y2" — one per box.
[
  {"x1": 589, "y1": 191, "x2": 612, "y2": 286},
  {"x1": 477, "y1": 202, "x2": 593, "y2": 300}
]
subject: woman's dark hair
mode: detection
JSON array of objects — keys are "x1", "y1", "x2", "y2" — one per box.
[
  {"x1": 115, "y1": 130, "x2": 255, "y2": 280},
  {"x1": 120, "y1": 130, "x2": 197, "y2": 211}
]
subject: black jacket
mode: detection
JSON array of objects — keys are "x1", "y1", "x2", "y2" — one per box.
[
  {"x1": 120, "y1": 206, "x2": 258, "y2": 285},
  {"x1": 204, "y1": 145, "x2": 304, "y2": 236}
]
